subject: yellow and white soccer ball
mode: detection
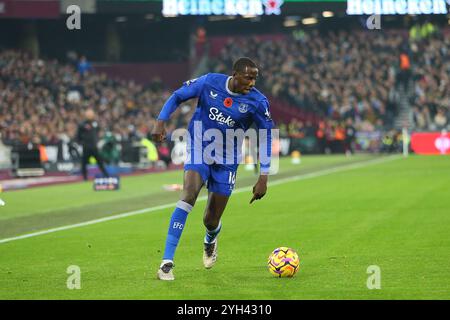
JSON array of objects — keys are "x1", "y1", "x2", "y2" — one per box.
[{"x1": 267, "y1": 247, "x2": 300, "y2": 278}]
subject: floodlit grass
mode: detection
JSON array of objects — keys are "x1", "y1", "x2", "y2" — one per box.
[{"x1": 0, "y1": 154, "x2": 449, "y2": 299}]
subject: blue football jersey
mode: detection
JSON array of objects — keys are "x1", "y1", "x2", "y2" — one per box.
[{"x1": 158, "y1": 73, "x2": 274, "y2": 173}]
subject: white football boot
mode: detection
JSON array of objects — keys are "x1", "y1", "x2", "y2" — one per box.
[
  {"x1": 157, "y1": 261, "x2": 175, "y2": 281},
  {"x1": 203, "y1": 239, "x2": 218, "y2": 269}
]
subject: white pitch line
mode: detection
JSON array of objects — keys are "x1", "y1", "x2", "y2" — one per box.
[{"x1": 0, "y1": 155, "x2": 400, "y2": 244}]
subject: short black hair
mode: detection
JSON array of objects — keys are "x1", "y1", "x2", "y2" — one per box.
[{"x1": 232, "y1": 57, "x2": 257, "y2": 73}]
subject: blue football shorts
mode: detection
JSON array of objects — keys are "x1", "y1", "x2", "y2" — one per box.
[{"x1": 184, "y1": 162, "x2": 237, "y2": 197}]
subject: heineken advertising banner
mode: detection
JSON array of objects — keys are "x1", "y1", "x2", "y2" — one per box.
[
  {"x1": 347, "y1": 0, "x2": 449, "y2": 15},
  {"x1": 162, "y1": 0, "x2": 284, "y2": 16}
]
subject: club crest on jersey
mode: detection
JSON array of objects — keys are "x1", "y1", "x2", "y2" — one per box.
[
  {"x1": 239, "y1": 103, "x2": 249, "y2": 113},
  {"x1": 184, "y1": 78, "x2": 198, "y2": 86},
  {"x1": 223, "y1": 97, "x2": 233, "y2": 108}
]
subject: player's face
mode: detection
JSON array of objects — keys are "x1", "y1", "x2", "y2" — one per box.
[{"x1": 233, "y1": 67, "x2": 258, "y2": 94}]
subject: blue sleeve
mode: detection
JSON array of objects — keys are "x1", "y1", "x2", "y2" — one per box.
[
  {"x1": 252, "y1": 98, "x2": 274, "y2": 175},
  {"x1": 157, "y1": 74, "x2": 208, "y2": 121}
]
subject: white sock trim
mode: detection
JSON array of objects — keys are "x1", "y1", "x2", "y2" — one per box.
[
  {"x1": 207, "y1": 221, "x2": 222, "y2": 234},
  {"x1": 161, "y1": 259, "x2": 173, "y2": 268},
  {"x1": 204, "y1": 236, "x2": 217, "y2": 244},
  {"x1": 176, "y1": 200, "x2": 193, "y2": 213}
]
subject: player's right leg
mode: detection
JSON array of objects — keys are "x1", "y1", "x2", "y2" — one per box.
[
  {"x1": 157, "y1": 169, "x2": 205, "y2": 280},
  {"x1": 202, "y1": 192, "x2": 229, "y2": 269},
  {"x1": 201, "y1": 165, "x2": 235, "y2": 269}
]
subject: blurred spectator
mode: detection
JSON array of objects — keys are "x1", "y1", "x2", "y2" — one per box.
[
  {"x1": 100, "y1": 131, "x2": 120, "y2": 165},
  {"x1": 195, "y1": 27, "x2": 207, "y2": 57},
  {"x1": 157, "y1": 141, "x2": 172, "y2": 168},
  {"x1": 381, "y1": 132, "x2": 395, "y2": 153},
  {"x1": 434, "y1": 108, "x2": 448, "y2": 130},
  {"x1": 77, "y1": 108, "x2": 109, "y2": 180},
  {"x1": 410, "y1": 20, "x2": 437, "y2": 43},
  {"x1": 413, "y1": 106, "x2": 431, "y2": 130},
  {"x1": 77, "y1": 55, "x2": 92, "y2": 76},
  {"x1": 66, "y1": 50, "x2": 78, "y2": 68},
  {"x1": 344, "y1": 118, "x2": 356, "y2": 155},
  {"x1": 316, "y1": 121, "x2": 326, "y2": 154},
  {"x1": 398, "y1": 50, "x2": 411, "y2": 91}
]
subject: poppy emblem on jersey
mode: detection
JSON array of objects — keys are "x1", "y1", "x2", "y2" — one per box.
[{"x1": 223, "y1": 97, "x2": 233, "y2": 108}]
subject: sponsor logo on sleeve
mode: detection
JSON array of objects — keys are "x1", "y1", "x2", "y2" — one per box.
[
  {"x1": 264, "y1": 107, "x2": 272, "y2": 121},
  {"x1": 184, "y1": 78, "x2": 198, "y2": 86}
]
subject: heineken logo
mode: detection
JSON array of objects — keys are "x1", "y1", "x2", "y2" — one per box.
[
  {"x1": 163, "y1": 0, "x2": 284, "y2": 16},
  {"x1": 347, "y1": 0, "x2": 449, "y2": 15}
]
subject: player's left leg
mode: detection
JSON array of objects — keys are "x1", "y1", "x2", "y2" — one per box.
[
  {"x1": 202, "y1": 191, "x2": 229, "y2": 269},
  {"x1": 158, "y1": 169, "x2": 205, "y2": 280}
]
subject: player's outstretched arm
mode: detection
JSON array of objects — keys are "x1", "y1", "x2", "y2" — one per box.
[
  {"x1": 151, "y1": 120, "x2": 167, "y2": 143},
  {"x1": 250, "y1": 174, "x2": 268, "y2": 204},
  {"x1": 250, "y1": 98, "x2": 273, "y2": 204},
  {"x1": 151, "y1": 74, "x2": 208, "y2": 143}
]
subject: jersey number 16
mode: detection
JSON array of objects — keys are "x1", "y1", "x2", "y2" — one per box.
[{"x1": 228, "y1": 172, "x2": 236, "y2": 185}]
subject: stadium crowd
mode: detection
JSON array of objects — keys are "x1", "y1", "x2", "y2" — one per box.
[
  {"x1": 410, "y1": 33, "x2": 450, "y2": 131},
  {"x1": 211, "y1": 30, "x2": 401, "y2": 131},
  {"x1": 0, "y1": 49, "x2": 193, "y2": 150},
  {"x1": 211, "y1": 28, "x2": 450, "y2": 135},
  {"x1": 1, "y1": 25, "x2": 448, "y2": 160}
]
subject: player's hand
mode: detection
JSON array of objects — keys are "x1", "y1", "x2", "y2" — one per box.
[
  {"x1": 250, "y1": 175, "x2": 268, "y2": 204},
  {"x1": 151, "y1": 120, "x2": 166, "y2": 143}
]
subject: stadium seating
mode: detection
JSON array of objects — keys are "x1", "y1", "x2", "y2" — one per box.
[
  {"x1": 1, "y1": 26, "x2": 448, "y2": 154},
  {"x1": 0, "y1": 49, "x2": 194, "y2": 148},
  {"x1": 209, "y1": 28, "x2": 449, "y2": 133}
]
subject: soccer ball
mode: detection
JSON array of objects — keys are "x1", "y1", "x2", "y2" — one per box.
[{"x1": 267, "y1": 247, "x2": 300, "y2": 278}]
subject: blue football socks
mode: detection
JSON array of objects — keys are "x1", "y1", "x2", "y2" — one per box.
[{"x1": 162, "y1": 200, "x2": 193, "y2": 261}]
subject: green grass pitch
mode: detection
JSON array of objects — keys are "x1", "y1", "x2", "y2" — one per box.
[{"x1": 0, "y1": 154, "x2": 449, "y2": 299}]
